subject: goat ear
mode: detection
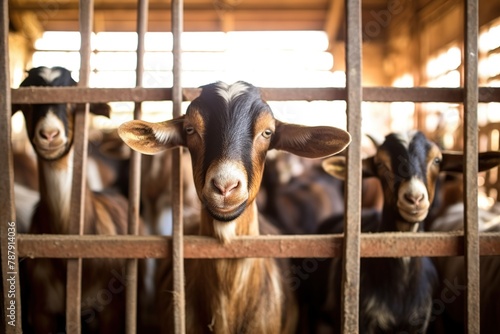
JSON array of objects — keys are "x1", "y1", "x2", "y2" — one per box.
[
  {"x1": 478, "y1": 151, "x2": 500, "y2": 171},
  {"x1": 271, "y1": 120, "x2": 351, "y2": 158},
  {"x1": 118, "y1": 117, "x2": 185, "y2": 155},
  {"x1": 441, "y1": 151, "x2": 500, "y2": 173},
  {"x1": 322, "y1": 156, "x2": 347, "y2": 180},
  {"x1": 321, "y1": 155, "x2": 377, "y2": 180},
  {"x1": 11, "y1": 104, "x2": 30, "y2": 116},
  {"x1": 89, "y1": 103, "x2": 112, "y2": 118}
]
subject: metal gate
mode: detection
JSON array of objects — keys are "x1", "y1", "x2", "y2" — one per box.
[{"x1": 1, "y1": 0, "x2": 500, "y2": 333}]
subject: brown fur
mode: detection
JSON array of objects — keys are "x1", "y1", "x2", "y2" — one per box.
[
  {"x1": 155, "y1": 212, "x2": 298, "y2": 334},
  {"x1": 18, "y1": 102, "x2": 142, "y2": 333},
  {"x1": 21, "y1": 148, "x2": 139, "y2": 333},
  {"x1": 119, "y1": 81, "x2": 351, "y2": 334}
]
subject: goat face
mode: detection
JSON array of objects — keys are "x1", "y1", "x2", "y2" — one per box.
[
  {"x1": 322, "y1": 130, "x2": 500, "y2": 225},
  {"x1": 182, "y1": 82, "x2": 273, "y2": 222},
  {"x1": 118, "y1": 81, "x2": 351, "y2": 227},
  {"x1": 12, "y1": 66, "x2": 110, "y2": 161},
  {"x1": 373, "y1": 131, "x2": 441, "y2": 223}
]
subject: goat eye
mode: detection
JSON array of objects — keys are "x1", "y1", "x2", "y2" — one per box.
[
  {"x1": 433, "y1": 157, "x2": 442, "y2": 165},
  {"x1": 262, "y1": 129, "x2": 273, "y2": 138},
  {"x1": 185, "y1": 126, "x2": 195, "y2": 135}
]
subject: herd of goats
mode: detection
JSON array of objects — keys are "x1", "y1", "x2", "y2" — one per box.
[{"x1": 10, "y1": 66, "x2": 500, "y2": 333}]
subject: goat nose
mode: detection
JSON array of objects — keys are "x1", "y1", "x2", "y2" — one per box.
[
  {"x1": 39, "y1": 129, "x2": 60, "y2": 142},
  {"x1": 404, "y1": 192, "x2": 425, "y2": 205},
  {"x1": 213, "y1": 179, "x2": 240, "y2": 196}
]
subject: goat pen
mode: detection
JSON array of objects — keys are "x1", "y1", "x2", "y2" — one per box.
[{"x1": 2, "y1": 0, "x2": 500, "y2": 333}]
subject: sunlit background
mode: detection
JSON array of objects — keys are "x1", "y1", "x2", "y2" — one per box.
[{"x1": 10, "y1": 18, "x2": 500, "y2": 151}]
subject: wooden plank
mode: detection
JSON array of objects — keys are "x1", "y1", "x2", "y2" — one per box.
[
  {"x1": 343, "y1": 0, "x2": 362, "y2": 332},
  {"x1": 463, "y1": 0, "x2": 480, "y2": 332},
  {"x1": 0, "y1": 0, "x2": 22, "y2": 332},
  {"x1": 16, "y1": 232, "x2": 500, "y2": 259},
  {"x1": 323, "y1": 0, "x2": 344, "y2": 51}
]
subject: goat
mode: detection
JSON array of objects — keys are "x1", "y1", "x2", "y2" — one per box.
[
  {"x1": 13, "y1": 66, "x2": 142, "y2": 333},
  {"x1": 118, "y1": 81, "x2": 351, "y2": 333},
  {"x1": 429, "y1": 199, "x2": 500, "y2": 333},
  {"x1": 309, "y1": 130, "x2": 500, "y2": 334}
]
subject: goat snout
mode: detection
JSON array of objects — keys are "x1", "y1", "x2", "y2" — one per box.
[
  {"x1": 203, "y1": 161, "x2": 249, "y2": 217},
  {"x1": 39, "y1": 129, "x2": 60, "y2": 142},
  {"x1": 397, "y1": 178, "x2": 430, "y2": 223},
  {"x1": 403, "y1": 192, "x2": 425, "y2": 205},
  {"x1": 33, "y1": 111, "x2": 68, "y2": 158},
  {"x1": 213, "y1": 179, "x2": 240, "y2": 197}
]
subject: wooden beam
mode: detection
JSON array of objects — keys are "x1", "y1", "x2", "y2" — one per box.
[{"x1": 324, "y1": 0, "x2": 344, "y2": 52}]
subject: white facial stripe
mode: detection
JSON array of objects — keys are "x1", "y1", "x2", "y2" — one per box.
[
  {"x1": 216, "y1": 82, "x2": 249, "y2": 104},
  {"x1": 394, "y1": 130, "x2": 418, "y2": 149},
  {"x1": 34, "y1": 111, "x2": 67, "y2": 142},
  {"x1": 40, "y1": 67, "x2": 62, "y2": 84}
]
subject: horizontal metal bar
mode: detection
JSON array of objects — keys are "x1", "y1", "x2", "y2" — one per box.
[
  {"x1": 11, "y1": 87, "x2": 173, "y2": 104},
  {"x1": 16, "y1": 232, "x2": 500, "y2": 259},
  {"x1": 10, "y1": 87, "x2": 500, "y2": 104}
]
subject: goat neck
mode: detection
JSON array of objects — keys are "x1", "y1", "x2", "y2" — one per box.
[
  {"x1": 36, "y1": 148, "x2": 75, "y2": 234},
  {"x1": 199, "y1": 199, "x2": 259, "y2": 243}
]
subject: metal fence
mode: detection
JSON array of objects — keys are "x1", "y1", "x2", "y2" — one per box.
[{"x1": 1, "y1": 0, "x2": 500, "y2": 333}]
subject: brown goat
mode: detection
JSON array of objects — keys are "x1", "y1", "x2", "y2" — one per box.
[
  {"x1": 314, "y1": 131, "x2": 500, "y2": 334},
  {"x1": 14, "y1": 66, "x2": 142, "y2": 333},
  {"x1": 118, "y1": 81, "x2": 351, "y2": 333}
]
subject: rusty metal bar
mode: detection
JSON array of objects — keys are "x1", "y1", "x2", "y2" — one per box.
[
  {"x1": 66, "y1": 1, "x2": 93, "y2": 332},
  {"x1": 11, "y1": 87, "x2": 173, "y2": 103},
  {"x1": 0, "y1": 0, "x2": 22, "y2": 332},
  {"x1": 124, "y1": 1, "x2": 148, "y2": 333},
  {"x1": 16, "y1": 232, "x2": 500, "y2": 259},
  {"x1": 171, "y1": 0, "x2": 185, "y2": 333},
  {"x1": 10, "y1": 86, "x2": 500, "y2": 104},
  {"x1": 463, "y1": 0, "x2": 480, "y2": 332},
  {"x1": 342, "y1": 0, "x2": 362, "y2": 332}
]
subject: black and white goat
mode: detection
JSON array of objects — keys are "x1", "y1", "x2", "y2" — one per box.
[
  {"x1": 429, "y1": 197, "x2": 500, "y2": 333},
  {"x1": 13, "y1": 66, "x2": 142, "y2": 333},
  {"x1": 310, "y1": 130, "x2": 500, "y2": 333},
  {"x1": 118, "y1": 81, "x2": 351, "y2": 333}
]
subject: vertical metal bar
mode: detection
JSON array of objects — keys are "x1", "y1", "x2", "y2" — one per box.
[
  {"x1": 1, "y1": 1, "x2": 22, "y2": 333},
  {"x1": 66, "y1": 1, "x2": 93, "y2": 332},
  {"x1": 171, "y1": 0, "x2": 185, "y2": 333},
  {"x1": 342, "y1": 0, "x2": 362, "y2": 332},
  {"x1": 463, "y1": 0, "x2": 480, "y2": 332},
  {"x1": 125, "y1": 0, "x2": 148, "y2": 332}
]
